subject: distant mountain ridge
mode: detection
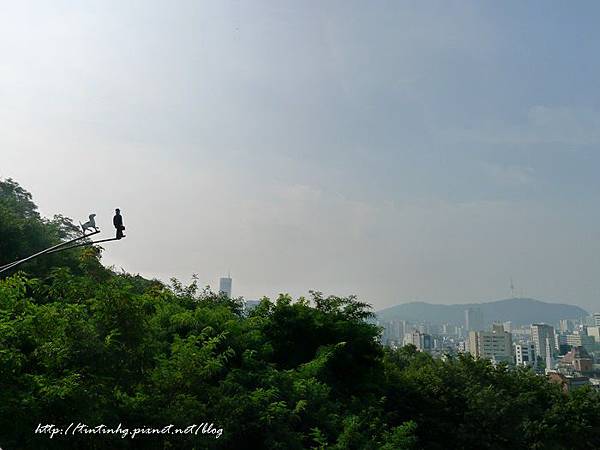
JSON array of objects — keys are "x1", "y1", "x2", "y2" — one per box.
[{"x1": 377, "y1": 298, "x2": 588, "y2": 327}]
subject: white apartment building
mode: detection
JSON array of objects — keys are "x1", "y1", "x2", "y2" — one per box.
[
  {"x1": 468, "y1": 324, "x2": 513, "y2": 364},
  {"x1": 514, "y1": 342, "x2": 537, "y2": 368}
]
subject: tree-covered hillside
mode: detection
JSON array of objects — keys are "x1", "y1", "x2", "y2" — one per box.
[{"x1": 1, "y1": 179, "x2": 599, "y2": 449}]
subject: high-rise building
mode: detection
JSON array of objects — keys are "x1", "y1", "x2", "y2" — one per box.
[
  {"x1": 397, "y1": 320, "x2": 407, "y2": 339},
  {"x1": 545, "y1": 338, "x2": 554, "y2": 371},
  {"x1": 565, "y1": 333, "x2": 595, "y2": 351},
  {"x1": 555, "y1": 333, "x2": 570, "y2": 355},
  {"x1": 404, "y1": 330, "x2": 432, "y2": 353},
  {"x1": 586, "y1": 326, "x2": 600, "y2": 342},
  {"x1": 381, "y1": 320, "x2": 406, "y2": 345},
  {"x1": 531, "y1": 324, "x2": 556, "y2": 362},
  {"x1": 593, "y1": 312, "x2": 600, "y2": 327},
  {"x1": 559, "y1": 319, "x2": 574, "y2": 333},
  {"x1": 465, "y1": 307, "x2": 484, "y2": 332},
  {"x1": 468, "y1": 324, "x2": 513, "y2": 364},
  {"x1": 218, "y1": 276, "x2": 232, "y2": 298},
  {"x1": 514, "y1": 343, "x2": 536, "y2": 368}
]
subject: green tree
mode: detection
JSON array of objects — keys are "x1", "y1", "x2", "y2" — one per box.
[{"x1": 1, "y1": 178, "x2": 599, "y2": 449}]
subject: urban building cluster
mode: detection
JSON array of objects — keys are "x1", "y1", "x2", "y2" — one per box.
[{"x1": 379, "y1": 310, "x2": 600, "y2": 392}]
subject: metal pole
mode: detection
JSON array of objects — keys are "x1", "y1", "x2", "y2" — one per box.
[
  {"x1": 0, "y1": 230, "x2": 100, "y2": 274},
  {"x1": 46, "y1": 237, "x2": 120, "y2": 254}
]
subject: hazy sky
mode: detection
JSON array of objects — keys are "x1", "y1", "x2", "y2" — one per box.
[{"x1": 2, "y1": 1, "x2": 600, "y2": 312}]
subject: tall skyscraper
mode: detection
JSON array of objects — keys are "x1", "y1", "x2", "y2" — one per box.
[
  {"x1": 593, "y1": 312, "x2": 600, "y2": 327},
  {"x1": 465, "y1": 307, "x2": 484, "y2": 331},
  {"x1": 219, "y1": 275, "x2": 232, "y2": 298},
  {"x1": 531, "y1": 324, "x2": 556, "y2": 362}
]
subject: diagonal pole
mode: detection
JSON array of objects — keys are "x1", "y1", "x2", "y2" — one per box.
[
  {"x1": 46, "y1": 237, "x2": 121, "y2": 254},
  {"x1": 0, "y1": 230, "x2": 100, "y2": 274}
]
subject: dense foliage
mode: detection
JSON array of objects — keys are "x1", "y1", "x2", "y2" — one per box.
[
  {"x1": 1, "y1": 179, "x2": 599, "y2": 449},
  {"x1": 0, "y1": 178, "x2": 90, "y2": 275}
]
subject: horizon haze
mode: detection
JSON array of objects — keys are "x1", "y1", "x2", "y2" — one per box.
[{"x1": 2, "y1": 1, "x2": 600, "y2": 312}]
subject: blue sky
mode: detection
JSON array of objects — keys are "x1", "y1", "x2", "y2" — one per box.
[{"x1": 2, "y1": 1, "x2": 599, "y2": 312}]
